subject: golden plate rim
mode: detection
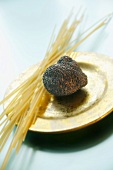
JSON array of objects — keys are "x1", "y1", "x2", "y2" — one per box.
[{"x1": 5, "y1": 52, "x2": 113, "y2": 133}]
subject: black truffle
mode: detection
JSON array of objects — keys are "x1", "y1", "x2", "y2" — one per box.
[{"x1": 43, "y1": 56, "x2": 87, "y2": 96}]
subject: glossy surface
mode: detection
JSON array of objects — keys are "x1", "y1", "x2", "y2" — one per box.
[
  {"x1": 0, "y1": 1, "x2": 113, "y2": 170},
  {"x1": 5, "y1": 52, "x2": 113, "y2": 133}
]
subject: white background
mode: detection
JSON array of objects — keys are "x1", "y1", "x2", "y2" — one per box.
[{"x1": 0, "y1": 0, "x2": 113, "y2": 170}]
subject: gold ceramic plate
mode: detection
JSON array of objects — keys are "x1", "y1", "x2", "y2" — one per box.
[{"x1": 5, "y1": 52, "x2": 113, "y2": 133}]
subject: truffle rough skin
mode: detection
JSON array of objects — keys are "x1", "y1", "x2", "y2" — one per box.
[{"x1": 43, "y1": 56, "x2": 87, "y2": 96}]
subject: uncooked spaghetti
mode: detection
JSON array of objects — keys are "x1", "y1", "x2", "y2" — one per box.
[{"x1": 0, "y1": 13, "x2": 113, "y2": 170}]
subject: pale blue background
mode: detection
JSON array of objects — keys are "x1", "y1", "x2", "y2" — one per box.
[{"x1": 0, "y1": 0, "x2": 113, "y2": 170}]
